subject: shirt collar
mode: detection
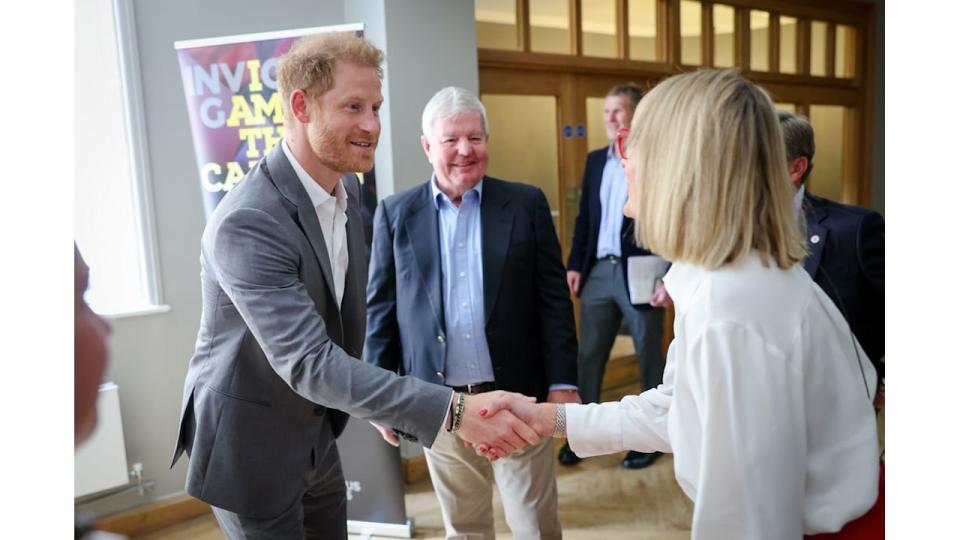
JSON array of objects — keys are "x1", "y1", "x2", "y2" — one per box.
[
  {"x1": 430, "y1": 174, "x2": 484, "y2": 209},
  {"x1": 606, "y1": 144, "x2": 618, "y2": 161},
  {"x1": 281, "y1": 138, "x2": 348, "y2": 211},
  {"x1": 662, "y1": 261, "x2": 702, "y2": 313},
  {"x1": 793, "y1": 184, "x2": 806, "y2": 220}
]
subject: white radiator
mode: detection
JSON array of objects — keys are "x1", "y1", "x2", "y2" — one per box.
[{"x1": 75, "y1": 382, "x2": 129, "y2": 497}]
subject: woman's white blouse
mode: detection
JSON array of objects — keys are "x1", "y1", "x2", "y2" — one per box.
[{"x1": 566, "y1": 253, "x2": 879, "y2": 539}]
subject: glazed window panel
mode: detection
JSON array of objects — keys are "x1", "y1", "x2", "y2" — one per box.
[
  {"x1": 836, "y1": 24, "x2": 857, "y2": 78},
  {"x1": 582, "y1": 0, "x2": 618, "y2": 58},
  {"x1": 476, "y1": 0, "x2": 520, "y2": 50},
  {"x1": 713, "y1": 4, "x2": 735, "y2": 68},
  {"x1": 810, "y1": 20, "x2": 828, "y2": 76},
  {"x1": 680, "y1": 0, "x2": 702, "y2": 65},
  {"x1": 750, "y1": 10, "x2": 769, "y2": 71},
  {"x1": 530, "y1": 0, "x2": 572, "y2": 54},
  {"x1": 808, "y1": 105, "x2": 845, "y2": 202},
  {"x1": 628, "y1": 0, "x2": 658, "y2": 61},
  {"x1": 779, "y1": 16, "x2": 798, "y2": 74}
]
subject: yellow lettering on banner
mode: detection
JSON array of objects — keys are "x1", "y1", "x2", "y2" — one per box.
[
  {"x1": 265, "y1": 125, "x2": 284, "y2": 153},
  {"x1": 227, "y1": 93, "x2": 282, "y2": 127},
  {"x1": 238, "y1": 128, "x2": 261, "y2": 158},
  {"x1": 246, "y1": 59, "x2": 263, "y2": 92},
  {"x1": 238, "y1": 126, "x2": 285, "y2": 158},
  {"x1": 226, "y1": 95, "x2": 255, "y2": 127},
  {"x1": 250, "y1": 93, "x2": 283, "y2": 124}
]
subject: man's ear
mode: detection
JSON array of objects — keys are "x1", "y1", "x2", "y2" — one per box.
[
  {"x1": 787, "y1": 156, "x2": 809, "y2": 190},
  {"x1": 289, "y1": 89, "x2": 311, "y2": 124},
  {"x1": 420, "y1": 135, "x2": 432, "y2": 161}
]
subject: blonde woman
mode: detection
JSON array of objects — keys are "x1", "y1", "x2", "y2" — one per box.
[{"x1": 480, "y1": 69, "x2": 881, "y2": 539}]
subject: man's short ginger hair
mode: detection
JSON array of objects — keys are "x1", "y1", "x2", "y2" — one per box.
[{"x1": 277, "y1": 32, "x2": 384, "y2": 115}]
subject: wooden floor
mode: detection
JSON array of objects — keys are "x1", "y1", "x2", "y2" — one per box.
[{"x1": 137, "y1": 338, "x2": 884, "y2": 540}]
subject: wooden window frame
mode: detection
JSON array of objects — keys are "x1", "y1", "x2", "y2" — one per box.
[{"x1": 479, "y1": 0, "x2": 878, "y2": 205}]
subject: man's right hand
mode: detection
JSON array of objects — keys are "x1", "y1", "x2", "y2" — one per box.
[
  {"x1": 457, "y1": 391, "x2": 539, "y2": 459},
  {"x1": 566, "y1": 271, "x2": 581, "y2": 294}
]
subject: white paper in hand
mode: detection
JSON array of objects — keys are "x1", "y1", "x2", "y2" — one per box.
[{"x1": 626, "y1": 255, "x2": 670, "y2": 304}]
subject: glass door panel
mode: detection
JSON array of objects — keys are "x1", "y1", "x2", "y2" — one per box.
[
  {"x1": 808, "y1": 104, "x2": 846, "y2": 201},
  {"x1": 481, "y1": 94, "x2": 562, "y2": 235}
]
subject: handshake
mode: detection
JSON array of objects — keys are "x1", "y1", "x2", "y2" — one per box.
[{"x1": 372, "y1": 389, "x2": 581, "y2": 461}]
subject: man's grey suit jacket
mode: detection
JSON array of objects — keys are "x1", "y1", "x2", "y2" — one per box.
[{"x1": 170, "y1": 145, "x2": 450, "y2": 519}]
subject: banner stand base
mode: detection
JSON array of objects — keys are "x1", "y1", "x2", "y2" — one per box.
[{"x1": 347, "y1": 518, "x2": 414, "y2": 538}]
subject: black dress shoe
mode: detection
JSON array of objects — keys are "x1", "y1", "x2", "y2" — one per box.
[
  {"x1": 557, "y1": 442, "x2": 582, "y2": 466},
  {"x1": 622, "y1": 450, "x2": 661, "y2": 470}
]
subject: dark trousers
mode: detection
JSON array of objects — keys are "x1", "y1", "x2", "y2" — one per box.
[
  {"x1": 211, "y1": 423, "x2": 347, "y2": 540},
  {"x1": 578, "y1": 257, "x2": 665, "y2": 404}
]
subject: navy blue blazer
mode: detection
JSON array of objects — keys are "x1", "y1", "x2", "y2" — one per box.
[
  {"x1": 364, "y1": 177, "x2": 578, "y2": 403},
  {"x1": 568, "y1": 147, "x2": 660, "y2": 309},
  {"x1": 802, "y1": 192, "x2": 885, "y2": 383}
]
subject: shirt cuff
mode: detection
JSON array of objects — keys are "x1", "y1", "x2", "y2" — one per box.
[
  {"x1": 435, "y1": 390, "x2": 456, "y2": 442},
  {"x1": 548, "y1": 384, "x2": 579, "y2": 392}
]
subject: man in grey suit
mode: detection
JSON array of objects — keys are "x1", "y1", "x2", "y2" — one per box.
[
  {"x1": 171, "y1": 33, "x2": 538, "y2": 539},
  {"x1": 365, "y1": 87, "x2": 580, "y2": 539}
]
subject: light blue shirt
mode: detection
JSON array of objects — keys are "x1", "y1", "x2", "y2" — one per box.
[
  {"x1": 596, "y1": 145, "x2": 629, "y2": 258},
  {"x1": 431, "y1": 178, "x2": 495, "y2": 387},
  {"x1": 429, "y1": 178, "x2": 578, "y2": 394}
]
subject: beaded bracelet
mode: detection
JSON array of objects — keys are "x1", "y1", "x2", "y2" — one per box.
[{"x1": 449, "y1": 392, "x2": 466, "y2": 433}]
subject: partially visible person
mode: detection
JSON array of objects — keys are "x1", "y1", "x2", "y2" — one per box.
[
  {"x1": 483, "y1": 69, "x2": 882, "y2": 539},
  {"x1": 75, "y1": 245, "x2": 110, "y2": 446},
  {"x1": 778, "y1": 111, "x2": 885, "y2": 390},
  {"x1": 75, "y1": 245, "x2": 126, "y2": 539},
  {"x1": 170, "y1": 33, "x2": 538, "y2": 540},
  {"x1": 365, "y1": 86, "x2": 578, "y2": 540},
  {"x1": 562, "y1": 83, "x2": 667, "y2": 470}
]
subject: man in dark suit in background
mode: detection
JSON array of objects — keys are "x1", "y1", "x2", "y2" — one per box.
[
  {"x1": 778, "y1": 111, "x2": 885, "y2": 390},
  {"x1": 171, "y1": 34, "x2": 538, "y2": 540},
  {"x1": 562, "y1": 84, "x2": 667, "y2": 470},
  {"x1": 365, "y1": 86, "x2": 579, "y2": 539}
]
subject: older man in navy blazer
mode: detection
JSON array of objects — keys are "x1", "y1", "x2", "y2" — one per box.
[
  {"x1": 365, "y1": 86, "x2": 579, "y2": 540},
  {"x1": 562, "y1": 83, "x2": 667, "y2": 470},
  {"x1": 778, "y1": 111, "x2": 885, "y2": 390}
]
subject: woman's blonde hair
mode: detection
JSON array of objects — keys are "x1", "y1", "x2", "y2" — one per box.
[{"x1": 626, "y1": 69, "x2": 806, "y2": 269}]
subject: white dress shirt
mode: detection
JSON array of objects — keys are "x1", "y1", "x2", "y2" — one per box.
[
  {"x1": 281, "y1": 139, "x2": 348, "y2": 307},
  {"x1": 565, "y1": 252, "x2": 879, "y2": 538}
]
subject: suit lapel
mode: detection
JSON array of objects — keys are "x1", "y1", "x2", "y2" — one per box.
[
  {"x1": 404, "y1": 184, "x2": 446, "y2": 331},
  {"x1": 480, "y1": 178, "x2": 513, "y2": 324},
  {"x1": 266, "y1": 146, "x2": 339, "y2": 311},
  {"x1": 340, "y1": 173, "x2": 367, "y2": 353},
  {"x1": 802, "y1": 193, "x2": 828, "y2": 278}
]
